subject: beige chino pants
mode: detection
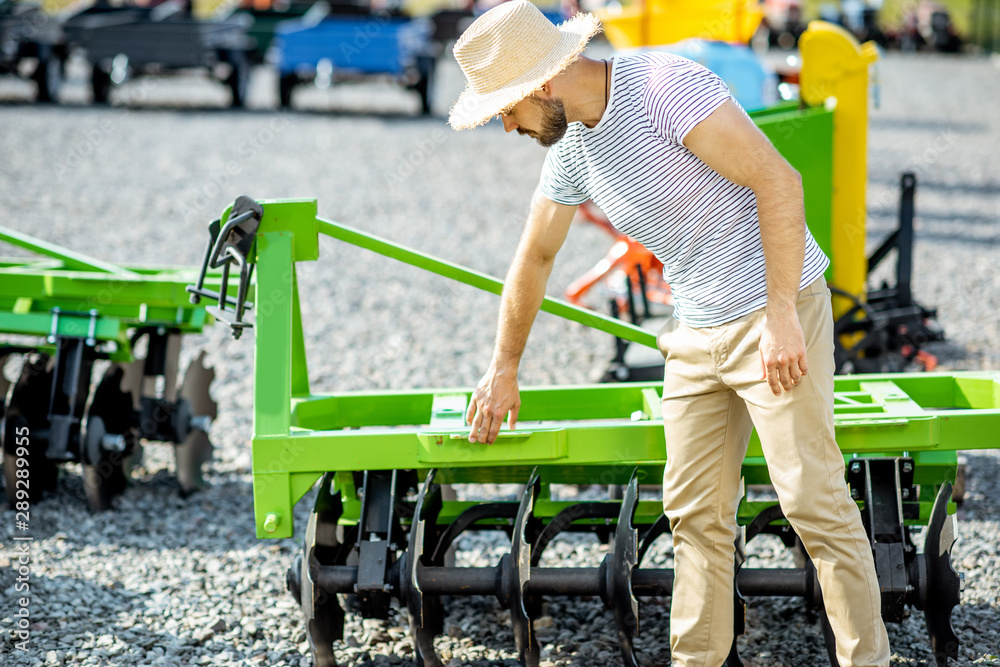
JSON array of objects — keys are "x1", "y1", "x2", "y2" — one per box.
[{"x1": 657, "y1": 277, "x2": 891, "y2": 667}]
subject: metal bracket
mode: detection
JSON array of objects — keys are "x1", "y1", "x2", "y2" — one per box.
[
  {"x1": 186, "y1": 195, "x2": 262, "y2": 339},
  {"x1": 354, "y1": 470, "x2": 403, "y2": 620},
  {"x1": 847, "y1": 457, "x2": 917, "y2": 622}
]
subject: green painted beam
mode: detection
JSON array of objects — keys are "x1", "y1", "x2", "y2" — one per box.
[
  {"x1": 0, "y1": 311, "x2": 124, "y2": 342},
  {"x1": 253, "y1": 231, "x2": 295, "y2": 439},
  {"x1": 316, "y1": 218, "x2": 659, "y2": 350},
  {"x1": 0, "y1": 225, "x2": 140, "y2": 276}
]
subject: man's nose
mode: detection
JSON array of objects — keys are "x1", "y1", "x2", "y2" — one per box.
[{"x1": 500, "y1": 115, "x2": 518, "y2": 133}]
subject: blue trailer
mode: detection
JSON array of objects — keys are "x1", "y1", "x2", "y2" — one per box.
[{"x1": 273, "y1": 13, "x2": 436, "y2": 114}]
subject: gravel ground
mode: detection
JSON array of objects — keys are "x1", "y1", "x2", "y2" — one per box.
[{"x1": 1, "y1": 41, "x2": 999, "y2": 667}]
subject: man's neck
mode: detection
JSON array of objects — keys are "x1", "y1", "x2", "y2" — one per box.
[{"x1": 561, "y1": 57, "x2": 610, "y2": 128}]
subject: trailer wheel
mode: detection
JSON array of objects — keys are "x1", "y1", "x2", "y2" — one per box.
[
  {"x1": 92, "y1": 66, "x2": 112, "y2": 104},
  {"x1": 226, "y1": 51, "x2": 250, "y2": 108},
  {"x1": 2, "y1": 355, "x2": 58, "y2": 506},
  {"x1": 33, "y1": 48, "x2": 62, "y2": 103},
  {"x1": 279, "y1": 73, "x2": 296, "y2": 109}
]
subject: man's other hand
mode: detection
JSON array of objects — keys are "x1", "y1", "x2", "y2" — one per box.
[
  {"x1": 466, "y1": 363, "x2": 521, "y2": 443},
  {"x1": 759, "y1": 311, "x2": 809, "y2": 396}
]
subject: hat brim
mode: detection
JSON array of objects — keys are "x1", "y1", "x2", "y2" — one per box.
[{"x1": 448, "y1": 12, "x2": 602, "y2": 131}]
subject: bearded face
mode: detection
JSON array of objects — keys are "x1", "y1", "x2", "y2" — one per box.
[{"x1": 516, "y1": 95, "x2": 569, "y2": 147}]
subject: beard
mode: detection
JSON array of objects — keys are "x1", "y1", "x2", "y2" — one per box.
[{"x1": 517, "y1": 95, "x2": 568, "y2": 147}]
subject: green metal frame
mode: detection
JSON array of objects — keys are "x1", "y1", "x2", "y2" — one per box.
[
  {"x1": 0, "y1": 225, "x2": 232, "y2": 361},
  {"x1": 219, "y1": 200, "x2": 1000, "y2": 539}
]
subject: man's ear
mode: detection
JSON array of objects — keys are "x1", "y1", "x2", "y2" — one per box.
[{"x1": 535, "y1": 81, "x2": 555, "y2": 100}]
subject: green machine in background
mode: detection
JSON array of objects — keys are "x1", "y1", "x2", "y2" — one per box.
[
  {"x1": 191, "y1": 196, "x2": 1000, "y2": 667},
  {"x1": 0, "y1": 225, "x2": 232, "y2": 511}
]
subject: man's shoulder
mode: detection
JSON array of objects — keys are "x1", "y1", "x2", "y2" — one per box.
[{"x1": 616, "y1": 50, "x2": 697, "y2": 76}]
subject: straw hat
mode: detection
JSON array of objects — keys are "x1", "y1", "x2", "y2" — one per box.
[{"x1": 449, "y1": 0, "x2": 602, "y2": 131}]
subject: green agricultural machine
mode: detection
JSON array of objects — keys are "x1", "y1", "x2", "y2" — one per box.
[
  {"x1": 189, "y1": 196, "x2": 1000, "y2": 667},
  {"x1": 0, "y1": 226, "x2": 227, "y2": 512}
]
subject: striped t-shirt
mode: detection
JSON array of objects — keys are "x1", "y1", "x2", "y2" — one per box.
[{"x1": 539, "y1": 52, "x2": 829, "y2": 327}]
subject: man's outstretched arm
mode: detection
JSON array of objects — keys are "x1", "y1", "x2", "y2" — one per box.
[
  {"x1": 467, "y1": 189, "x2": 578, "y2": 443},
  {"x1": 683, "y1": 99, "x2": 809, "y2": 396}
]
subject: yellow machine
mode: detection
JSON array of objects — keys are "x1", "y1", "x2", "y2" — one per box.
[
  {"x1": 799, "y1": 21, "x2": 880, "y2": 310},
  {"x1": 596, "y1": 0, "x2": 764, "y2": 49}
]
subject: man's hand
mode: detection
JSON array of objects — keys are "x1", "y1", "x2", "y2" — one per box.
[
  {"x1": 759, "y1": 310, "x2": 809, "y2": 395},
  {"x1": 466, "y1": 362, "x2": 520, "y2": 443}
]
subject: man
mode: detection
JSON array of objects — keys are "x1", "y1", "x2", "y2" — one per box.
[{"x1": 448, "y1": 2, "x2": 891, "y2": 666}]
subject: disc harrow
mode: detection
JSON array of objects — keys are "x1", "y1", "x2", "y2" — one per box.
[
  {"x1": 0, "y1": 225, "x2": 227, "y2": 511},
  {"x1": 191, "y1": 197, "x2": 1000, "y2": 666}
]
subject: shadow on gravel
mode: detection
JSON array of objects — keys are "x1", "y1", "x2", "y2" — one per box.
[
  {"x1": 868, "y1": 117, "x2": 990, "y2": 134},
  {"x1": 868, "y1": 207, "x2": 999, "y2": 227},
  {"x1": 868, "y1": 176, "x2": 1000, "y2": 196},
  {"x1": 0, "y1": 98, "x2": 445, "y2": 124}
]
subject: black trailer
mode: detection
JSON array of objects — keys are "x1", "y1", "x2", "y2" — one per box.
[
  {"x1": 63, "y1": 0, "x2": 254, "y2": 107},
  {"x1": 0, "y1": 0, "x2": 67, "y2": 102}
]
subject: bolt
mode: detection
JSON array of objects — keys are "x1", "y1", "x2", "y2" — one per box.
[
  {"x1": 382, "y1": 584, "x2": 392, "y2": 593},
  {"x1": 190, "y1": 415, "x2": 213, "y2": 433},
  {"x1": 850, "y1": 462, "x2": 862, "y2": 474},
  {"x1": 851, "y1": 488, "x2": 860, "y2": 499},
  {"x1": 263, "y1": 513, "x2": 280, "y2": 534},
  {"x1": 902, "y1": 488, "x2": 910, "y2": 499},
  {"x1": 902, "y1": 462, "x2": 913, "y2": 473}
]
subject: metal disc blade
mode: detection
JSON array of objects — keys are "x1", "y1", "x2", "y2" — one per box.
[
  {"x1": 302, "y1": 474, "x2": 345, "y2": 667},
  {"x1": 923, "y1": 482, "x2": 960, "y2": 664},
  {"x1": 0, "y1": 351, "x2": 16, "y2": 410},
  {"x1": 509, "y1": 472, "x2": 541, "y2": 667},
  {"x1": 119, "y1": 358, "x2": 145, "y2": 412},
  {"x1": 406, "y1": 470, "x2": 444, "y2": 667},
  {"x1": 610, "y1": 474, "x2": 640, "y2": 667},
  {"x1": 174, "y1": 430, "x2": 212, "y2": 496},
  {"x1": 179, "y1": 351, "x2": 217, "y2": 420},
  {"x1": 3, "y1": 354, "x2": 58, "y2": 504}
]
